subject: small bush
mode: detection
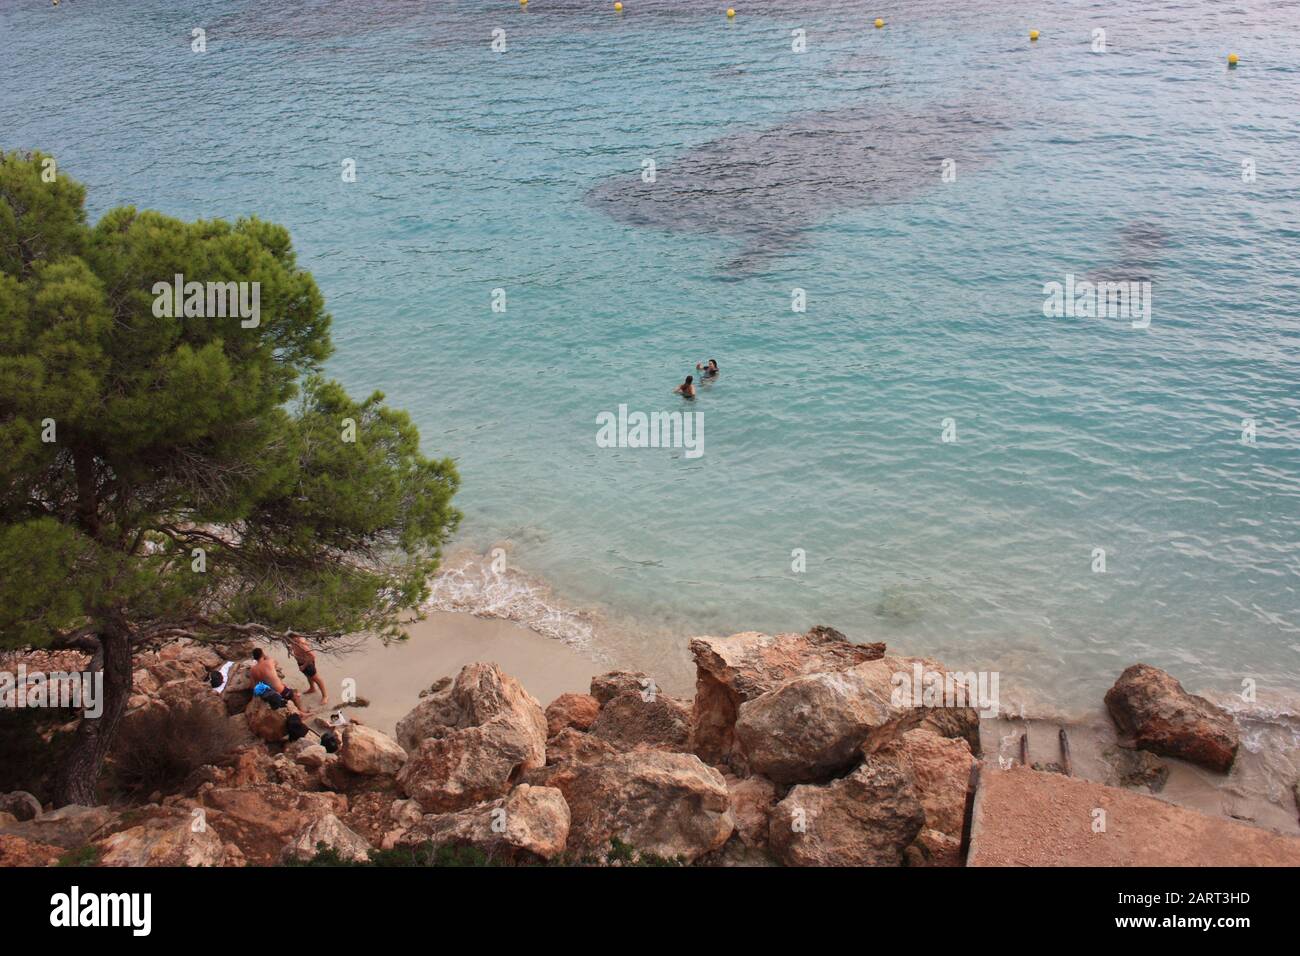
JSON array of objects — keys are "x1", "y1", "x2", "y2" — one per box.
[
  {"x1": 56, "y1": 845, "x2": 101, "y2": 867},
  {"x1": 109, "y1": 699, "x2": 239, "y2": 797}
]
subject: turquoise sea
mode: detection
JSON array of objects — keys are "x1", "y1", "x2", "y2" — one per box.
[{"x1": 3, "y1": 0, "x2": 1298, "y2": 713}]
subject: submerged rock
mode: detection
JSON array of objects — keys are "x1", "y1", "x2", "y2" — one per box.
[{"x1": 1104, "y1": 664, "x2": 1239, "y2": 773}]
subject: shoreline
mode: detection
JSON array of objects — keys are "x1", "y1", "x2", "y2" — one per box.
[{"x1": 319, "y1": 550, "x2": 1300, "y2": 839}]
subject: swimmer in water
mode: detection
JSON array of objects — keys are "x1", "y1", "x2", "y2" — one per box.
[
  {"x1": 675, "y1": 375, "x2": 696, "y2": 399},
  {"x1": 695, "y1": 358, "x2": 719, "y2": 378}
]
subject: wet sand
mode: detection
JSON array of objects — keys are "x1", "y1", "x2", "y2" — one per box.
[{"x1": 311, "y1": 611, "x2": 598, "y2": 736}]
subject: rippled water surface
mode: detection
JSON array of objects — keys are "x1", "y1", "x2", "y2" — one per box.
[{"x1": 4, "y1": 0, "x2": 1298, "y2": 709}]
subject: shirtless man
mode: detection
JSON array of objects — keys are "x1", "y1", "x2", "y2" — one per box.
[
  {"x1": 249, "y1": 647, "x2": 304, "y2": 711},
  {"x1": 290, "y1": 634, "x2": 328, "y2": 704}
]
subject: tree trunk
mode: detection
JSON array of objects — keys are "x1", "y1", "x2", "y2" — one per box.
[{"x1": 52, "y1": 622, "x2": 133, "y2": 807}]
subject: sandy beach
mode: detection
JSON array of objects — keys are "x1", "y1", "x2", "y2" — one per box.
[{"x1": 316, "y1": 611, "x2": 598, "y2": 738}]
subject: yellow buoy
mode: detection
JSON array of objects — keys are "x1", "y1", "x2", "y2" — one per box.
[
  {"x1": 874, "y1": 18, "x2": 884, "y2": 28},
  {"x1": 1029, "y1": 30, "x2": 1039, "y2": 41},
  {"x1": 727, "y1": 8, "x2": 735, "y2": 17},
  {"x1": 520, "y1": 0, "x2": 527, "y2": 6},
  {"x1": 614, "y1": 1, "x2": 622, "y2": 8},
  {"x1": 1228, "y1": 52, "x2": 1239, "y2": 66}
]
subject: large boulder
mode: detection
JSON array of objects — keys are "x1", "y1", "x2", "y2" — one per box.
[
  {"x1": 244, "y1": 695, "x2": 298, "y2": 743},
  {"x1": 282, "y1": 814, "x2": 373, "y2": 864},
  {"x1": 545, "y1": 693, "x2": 600, "y2": 737},
  {"x1": 589, "y1": 692, "x2": 692, "y2": 752},
  {"x1": 1104, "y1": 664, "x2": 1239, "y2": 773},
  {"x1": 590, "y1": 671, "x2": 655, "y2": 705},
  {"x1": 769, "y1": 761, "x2": 925, "y2": 866},
  {"x1": 395, "y1": 663, "x2": 546, "y2": 813},
  {"x1": 404, "y1": 784, "x2": 570, "y2": 862},
  {"x1": 0, "y1": 804, "x2": 117, "y2": 849},
  {"x1": 549, "y1": 751, "x2": 733, "y2": 863},
  {"x1": 340, "y1": 725, "x2": 407, "y2": 776},
  {"x1": 734, "y1": 658, "x2": 922, "y2": 784},
  {"x1": 872, "y1": 729, "x2": 975, "y2": 866},
  {"x1": 690, "y1": 627, "x2": 886, "y2": 767},
  {"x1": 522, "y1": 728, "x2": 618, "y2": 788},
  {"x1": 95, "y1": 808, "x2": 238, "y2": 867},
  {"x1": 0, "y1": 791, "x2": 42, "y2": 823}
]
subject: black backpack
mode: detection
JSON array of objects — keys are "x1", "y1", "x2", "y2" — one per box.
[
  {"x1": 320, "y1": 730, "x2": 340, "y2": 754},
  {"x1": 285, "y1": 713, "x2": 309, "y2": 742}
]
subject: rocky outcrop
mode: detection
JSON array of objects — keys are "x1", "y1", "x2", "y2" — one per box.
[
  {"x1": 282, "y1": 813, "x2": 373, "y2": 864},
  {"x1": 95, "y1": 807, "x2": 240, "y2": 867},
  {"x1": 589, "y1": 691, "x2": 693, "y2": 752},
  {"x1": 340, "y1": 724, "x2": 407, "y2": 776},
  {"x1": 550, "y1": 751, "x2": 733, "y2": 863},
  {"x1": 396, "y1": 664, "x2": 547, "y2": 812},
  {"x1": 198, "y1": 784, "x2": 347, "y2": 866},
  {"x1": 690, "y1": 627, "x2": 886, "y2": 767},
  {"x1": 0, "y1": 804, "x2": 117, "y2": 849},
  {"x1": 1104, "y1": 664, "x2": 1239, "y2": 773},
  {"x1": 404, "y1": 784, "x2": 570, "y2": 862},
  {"x1": 0, "y1": 834, "x2": 62, "y2": 867},
  {"x1": 545, "y1": 693, "x2": 600, "y2": 737},
  {"x1": 769, "y1": 762, "x2": 925, "y2": 866},
  {"x1": 734, "y1": 659, "x2": 922, "y2": 784}
]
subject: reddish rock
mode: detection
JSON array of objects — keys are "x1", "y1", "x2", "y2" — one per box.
[
  {"x1": 0, "y1": 791, "x2": 41, "y2": 823},
  {"x1": 0, "y1": 834, "x2": 62, "y2": 867},
  {"x1": 735, "y1": 658, "x2": 922, "y2": 784},
  {"x1": 690, "y1": 627, "x2": 886, "y2": 768},
  {"x1": 404, "y1": 784, "x2": 570, "y2": 862},
  {"x1": 589, "y1": 671, "x2": 655, "y2": 705},
  {"x1": 523, "y1": 729, "x2": 618, "y2": 788},
  {"x1": 245, "y1": 695, "x2": 298, "y2": 743},
  {"x1": 340, "y1": 724, "x2": 407, "y2": 776},
  {"x1": 198, "y1": 785, "x2": 347, "y2": 865},
  {"x1": 395, "y1": 664, "x2": 547, "y2": 813},
  {"x1": 769, "y1": 762, "x2": 924, "y2": 866},
  {"x1": 1104, "y1": 664, "x2": 1239, "y2": 773},
  {"x1": 550, "y1": 751, "x2": 733, "y2": 863},
  {"x1": 589, "y1": 692, "x2": 692, "y2": 752},
  {"x1": 724, "y1": 773, "x2": 778, "y2": 850},
  {"x1": 95, "y1": 807, "x2": 239, "y2": 867},
  {"x1": 282, "y1": 813, "x2": 372, "y2": 864},
  {"x1": 545, "y1": 693, "x2": 601, "y2": 737},
  {"x1": 871, "y1": 729, "x2": 975, "y2": 840}
]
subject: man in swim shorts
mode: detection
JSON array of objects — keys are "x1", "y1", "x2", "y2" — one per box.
[
  {"x1": 249, "y1": 647, "x2": 304, "y2": 711},
  {"x1": 290, "y1": 633, "x2": 328, "y2": 704}
]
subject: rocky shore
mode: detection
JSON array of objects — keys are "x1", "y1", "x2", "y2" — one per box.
[{"x1": 2, "y1": 627, "x2": 1298, "y2": 867}]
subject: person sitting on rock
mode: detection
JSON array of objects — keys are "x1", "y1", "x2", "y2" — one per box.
[
  {"x1": 290, "y1": 633, "x2": 328, "y2": 705},
  {"x1": 250, "y1": 647, "x2": 304, "y2": 712}
]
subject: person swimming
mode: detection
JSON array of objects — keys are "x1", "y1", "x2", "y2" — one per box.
[
  {"x1": 675, "y1": 374, "x2": 696, "y2": 399},
  {"x1": 695, "y1": 358, "x2": 719, "y2": 378}
]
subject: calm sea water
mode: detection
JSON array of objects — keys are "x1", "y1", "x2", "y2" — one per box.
[{"x1": 4, "y1": 0, "x2": 1298, "y2": 712}]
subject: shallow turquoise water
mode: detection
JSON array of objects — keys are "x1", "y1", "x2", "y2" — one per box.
[{"x1": 4, "y1": 0, "x2": 1299, "y2": 709}]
